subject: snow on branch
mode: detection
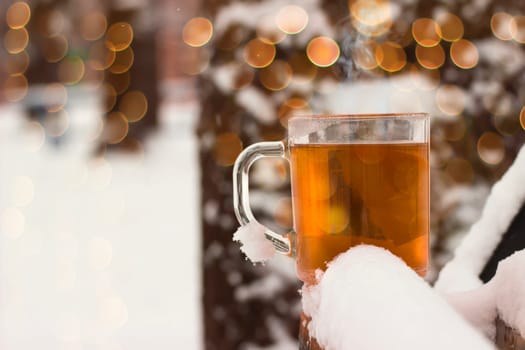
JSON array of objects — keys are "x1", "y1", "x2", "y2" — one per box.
[
  {"x1": 302, "y1": 245, "x2": 495, "y2": 350},
  {"x1": 435, "y1": 145, "x2": 525, "y2": 293}
]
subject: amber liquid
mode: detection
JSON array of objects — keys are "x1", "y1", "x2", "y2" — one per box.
[{"x1": 290, "y1": 143, "x2": 429, "y2": 284}]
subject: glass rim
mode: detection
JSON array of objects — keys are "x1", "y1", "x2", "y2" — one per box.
[{"x1": 288, "y1": 112, "x2": 429, "y2": 122}]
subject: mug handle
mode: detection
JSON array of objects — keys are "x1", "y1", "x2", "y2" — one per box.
[{"x1": 233, "y1": 141, "x2": 295, "y2": 256}]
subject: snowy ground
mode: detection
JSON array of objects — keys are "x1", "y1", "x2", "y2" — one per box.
[{"x1": 0, "y1": 91, "x2": 202, "y2": 349}]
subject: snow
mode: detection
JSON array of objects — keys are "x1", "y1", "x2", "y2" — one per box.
[
  {"x1": 435, "y1": 145, "x2": 525, "y2": 293},
  {"x1": 302, "y1": 245, "x2": 495, "y2": 350},
  {"x1": 236, "y1": 87, "x2": 276, "y2": 124},
  {"x1": 0, "y1": 91, "x2": 202, "y2": 350},
  {"x1": 233, "y1": 222, "x2": 276, "y2": 263}
]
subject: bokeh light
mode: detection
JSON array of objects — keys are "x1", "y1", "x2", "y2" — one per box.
[
  {"x1": 512, "y1": 16, "x2": 525, "y2": 43},
  {"x1": 42, "y1": 35, "x2": 68, "y2": 63},
  {"x1": 5, "y1": 50, "x2": 29, "y2": 75},
  {"x1": 306, "y1": 36, "x2": 340, "y2": 67},
  {"x1": 256, "y1": 15, "x2": 286, "y2": 44},
  {"x1": 58, "y1": 56, "x2": 85, "y2": 85},
  {"x1": 375, "y1": 41, "x2": 406, "y2": 72},
  {"x1": 350, "y1": 0, "x2": 393, "y2": 37},
  {"x1": 435, "y1": 84, "x2": 465, "y2": 116},
  {"x1": 415, "y1": 44, "x2": 445, "y2": 70},
  {"x1": 213, "y1": 133, "x2": 243, "y2": 166},
  {"x1": 42, "y1": 9, "x2": 65, "y2": 37},
  {"x1": 109, "y1": 47, "x2": 134, "y2": 74},
  {"x1": 243, "y1": 39, "x2": 276, "y2": 68},
  {"x1": 6, "y1": 2, "x2": 31, "y2": 29},
  {"x1": 11, "y1": 176, "x2": 34, "y2": 207},
  {"x1": 119, "y1": 90, "x2": 148, "y2": 122},
  {"x1": 181, "y1": 47, "x2": 210, "y2": 75},
  {"x1": 276, "y1": 5, "x2": 309, "y2": 35},
  {"x1": 1, "y1": 207, "x2": 25, "y2": 239},
  {"x1": 435, "y1": 12, "x2": 464, "y2": 42},
  {"x1": 443, "y1": 118, "x2": 466, "y2": 141},
  {"x1": 105, "y1": 22, "x2": 134, "y2": 52},
  {"x1": 231, "y1": 65, "x2": 254, "y2": 90},
  {"x1": 4, "y1": 28, "x2": 29, "y2": 54},
  {"x1": 259, "y1": 60, "x2": 293, "y2": 91},
  {"x1": 81, "y1": 11, "x2": 107, "y2": 41},
  {"x1": 98, "y1": 296, "x2": 128, "y2": 330},
  {"x1": 88, "y1": 41, "x2": 116, "y2": 71},
  {"x1": 4, "y1": 74, "x2": 28, "y2": 102},
  {"x1": 182, "y1": 17, "x2": 213, "y2": 47},
  {"x1": 450, "y1": 39, "x2": 478, "y2": 69},
  {"x1": 102, "y1": 112, "x2": 129, "y2": 144},
  {"x1": 477, "y1": 132, "x2": 505, "y2": 165},
  {"x1": 278, "y1": 98, "x2": 311, "y2": 127},
  {"x1": 102, "y1": 83, "x2": 117, "y2": 113},
  {"x1": 520, "y1": 107, "x2": 525, "y2": 130},
  {"x1": 490, "y1": 12, "x2": 516, "y2": 41},
  {"x1": 412, "y1": 18, "x2": 442, "y2": 47}
]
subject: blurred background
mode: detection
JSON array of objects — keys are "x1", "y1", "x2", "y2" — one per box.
[{"x1": 0, "y1": 0, "x2": 524, "y2": 349}]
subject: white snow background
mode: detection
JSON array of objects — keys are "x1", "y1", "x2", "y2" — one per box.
[{"x1": 0, "y1": 86, "x2": 202, "y2": 350}]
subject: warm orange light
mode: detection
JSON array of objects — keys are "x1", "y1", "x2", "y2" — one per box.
[
  {"x1": 435, "y1": 12, "x2": 463, "y2": 42},
  {"x1": 4, "y1": 74, "x2": 28, "y2": 102},
  {"x1": 181, "y1": 47, "x2": 210, "y2": 75},
  {"x1": 412, "y1": 18, "x2": 442, "y2": 47},
  {"x1": 435, "y1": 84, "x2": 465, "y2": 116},
  {"x1": 477, "y1": 132, "x2": 505, "y2": 165},
  {"x1": 6, "y1": 2, "x2": 31, "y2": 29},
  {"x1": 4, "y1": 28, "x2": 29, "y2": 54},
  {"x1": 5, "y1": 50, "x2": 29, "y2": 75},
  {"x1": 520, "y1": 107, "x2": 525, "y2": 130},
  {"x1": 491, "y1": 12, "x2": 516, "y2": 41},
  {"x1": 445, "y1": 158, "x2": 473, "y2": 184},
  {"x1": 243, "y1": 39, "x2": 276, "y2": 68},
  {"x1": 415, "y1": 44, "x2": 445, "y2": 70},
  {"x1": 512, "y1": 16, "x2": 525, "y2": 43},
  {"x1": 81, "y1": 12, "x2": 107, "y2": 41},
  {"x1": 119, "y1": 91, "x2": 148, "y2": 122},
  {"x1": 105, "y1": 22, "x2": 133, "y2": 52},
  {"x1": 109, "y1": 47, "x2": 134, "y2": 74},
  {"x1": 182, "y1": 17, "x2": 213, "y2": 47},
  {"x1": 306, "y1": 37, "x2": 340, "y2": 67},
  {"x1": 88, "y1": 42, "x2": 115, "y2": 71},
  {"x1": 58, "y1": 56, "x2": 85, "y2": 85},
  {"x1": 350, "y1": 0, "x2": 393, "y2": 37},
  {"x1": 256, "y1": 15, "x2": 286, "y2": 44},
  {"x1": 278, "y1": 98, "x2": 311, "y2": 127},
  {"x1": 102, "y1": 112, "x2": 129, "y2": 144},
  {"x1": 450, "y1": 39, "x2": 478, "y2": 69},
  {"x1": 41, "y1": 35, "x2": 68, "y2": 63},
  {"x1": 276, "y1": 5, "x2": 308, "y2": 34},
  {"x1": 213, "y1": 133, "x2": 243, "y2": 166},
  {"x1": 232, "y1": 65, "x2": 254, "y2": 90},
  {"x1": 375, "y1": 41, "x2": 406, "y2": 72},
  {"x1": 259, "y1": 60, "x2": 293, "y2": 91}
]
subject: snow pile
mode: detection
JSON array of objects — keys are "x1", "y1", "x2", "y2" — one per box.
[
  {"x1": 302, "y1": 245, "x2": 495, "y2": 350},
  {"x1": 435, "y1": 145, "x2": 525, "y2": 293},
  {"x1": 233, "y1": 222, "x2": 276, "y2": 263}
]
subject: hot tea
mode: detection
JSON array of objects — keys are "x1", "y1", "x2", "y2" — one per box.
[{"x1": 289, "y1": 142, "x2": 429, "y2": 284}]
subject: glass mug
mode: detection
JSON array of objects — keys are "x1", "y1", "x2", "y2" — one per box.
[{"x1": 233, "y1": 113, "x2": 430, "y2": 284}]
